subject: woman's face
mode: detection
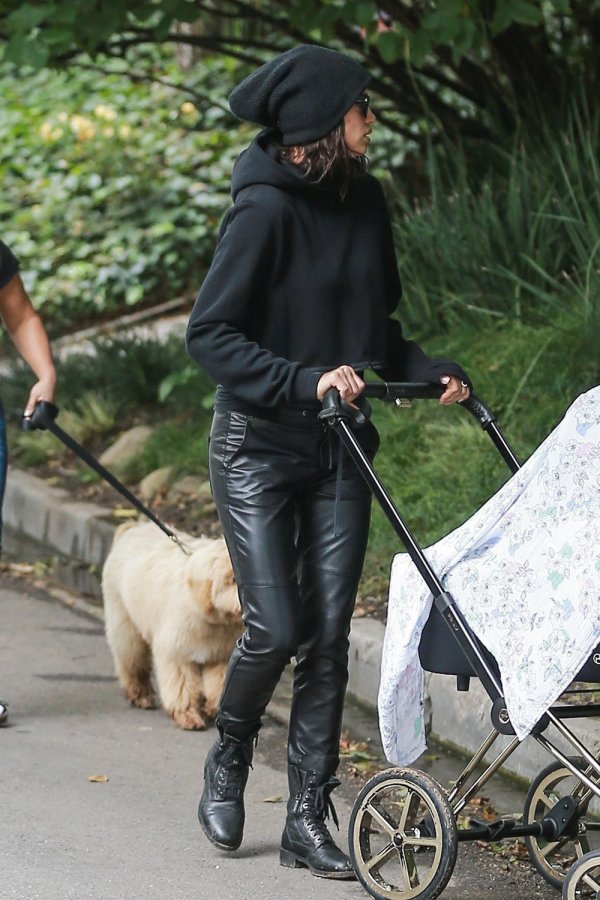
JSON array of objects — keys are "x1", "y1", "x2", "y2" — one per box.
[{"x1": 343, "y1": 95, "x2": 376, "y2": 155}]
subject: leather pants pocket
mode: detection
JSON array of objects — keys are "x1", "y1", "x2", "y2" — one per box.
[{"x1": 210, "y1": 411, "x2": 249, "y2": 470}]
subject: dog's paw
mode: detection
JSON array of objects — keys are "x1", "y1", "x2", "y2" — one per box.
[
  {"x1": 172, "y1": 709, "x2": 207, "y2": 731},
  {"x1": 202, "y1": 701, "x2": 219, "y2": 721},
  {"x1": 130, "y1": 694, "x2": 157, "y2": 710}
]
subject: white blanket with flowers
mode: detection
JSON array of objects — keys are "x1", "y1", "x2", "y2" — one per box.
[{"x1": 378, "y1": 386, "x2": 600, "y2": 766}]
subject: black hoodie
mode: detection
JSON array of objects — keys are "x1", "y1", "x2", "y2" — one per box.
[{"x1": 186, "y1": 130, "x2": 469, "y2": 409}]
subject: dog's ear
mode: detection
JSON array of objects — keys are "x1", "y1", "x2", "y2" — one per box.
[
  {"x1": 209, "y1": 545, "x2": 241, "y2": 621},
  {"x1": 186, "y1": 539, "x2": 240, "y2": 623},
  {"x1": 186, "y1": 567, "x2": 214, "y2": 618}
]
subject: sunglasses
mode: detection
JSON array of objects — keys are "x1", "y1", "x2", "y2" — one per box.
[{"x1": 354, "y1": 95, "x2": 371, "y2": 118}]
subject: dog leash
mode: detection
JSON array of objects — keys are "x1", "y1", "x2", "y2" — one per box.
[{"x1": 22, "y1": 401, "x2": 192, "y2": 556}]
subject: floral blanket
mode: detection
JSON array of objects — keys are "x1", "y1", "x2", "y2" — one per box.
[{"x1": 379, "y1": 386, "x2": 600, "y2": 766}]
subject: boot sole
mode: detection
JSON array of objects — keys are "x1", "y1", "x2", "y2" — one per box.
[
  {"x1": 198, "y1": 808, "x2": 242, "y2": 852},
  {"x1": 279, "y1": 848, "x2": 356, "y2": 880}
]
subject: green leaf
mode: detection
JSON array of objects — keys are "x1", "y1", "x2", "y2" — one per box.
[
  {"x1": 4, "y1": 34, "x2": 49, "y2": 68},
  {"x1": 5, "y1": 3, "x2": 49, "y2": 32},
  {"x1": 353, "y1": 0, "x2": 377, "y2": 28},
  {"x1": 375, "y1": 29, "x2": 404, "y2": 64},
  {"x1": 405, "y1": 29, "x2": 433, "y2": 68},
  {"x1": 490, "y1": 0, "x2": 516, "y2": 35},
  {"x1": 125, "y1": 283, "x2": 144, "y2": 306},
  {"x1": 53, "y1": 4, "x2": 79, "y2": 24},
  {"x1": 168, "y1": 0, "x2": 203, "y2": 24},
  {"x1": 42, "y1": 27, "x2": 74, "y2": 45},
  {"x1": 451, "y1": 19, "x2": 478, "y2": 64},
  {"x1": 510, "y1": 0, "x2": 544, "y2": 26},
  {"x1": 158, "y1": 367, "x2": 197, "y2": 402},
  {"x1": 422, "y1": 7, "x2": 462, "y2": 38}
]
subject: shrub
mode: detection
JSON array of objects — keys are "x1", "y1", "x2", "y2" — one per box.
[{"x1": 0, "y1": 53, "x2": 246, "y2": 332}]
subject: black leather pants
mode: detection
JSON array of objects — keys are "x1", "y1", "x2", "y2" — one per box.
[{"x1": 209, "y1": 409, "x2": 378, "y2": 775}]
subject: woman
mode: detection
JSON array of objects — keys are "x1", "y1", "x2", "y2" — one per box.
[
  {"x1": 0, "y1": 238, "x2": 57, "y2": 725},
  {"x1": 186, "y1": 44, "x2": 471, "y2": 878}
]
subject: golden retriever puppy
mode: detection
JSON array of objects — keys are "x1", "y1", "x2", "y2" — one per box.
[{"x1": 102, "y1": 521, "x2": 241, "y2": 730}]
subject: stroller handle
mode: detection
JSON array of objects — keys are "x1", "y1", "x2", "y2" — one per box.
[
  {"x1": 362, "y1": 381, "x2": 495, "y2": 428},
  {"x1": 363, "y1": 381, "x2": 442, "y2": 401}
]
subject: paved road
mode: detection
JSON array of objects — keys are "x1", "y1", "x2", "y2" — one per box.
[{"x1": 0, "y1": 578, "x2": 557, "y2": 900}]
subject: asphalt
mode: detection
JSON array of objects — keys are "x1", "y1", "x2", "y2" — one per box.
[
  {"x1": 0, "y1": 579, "x2": 363, "y2": 900},
  {"x1": 0, "y1": 574, "x2": 560, "y2": 900}
]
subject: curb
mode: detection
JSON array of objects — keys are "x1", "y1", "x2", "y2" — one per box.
[{"x1": 4, "y1": 466, "x2": 600, "y2": 785}]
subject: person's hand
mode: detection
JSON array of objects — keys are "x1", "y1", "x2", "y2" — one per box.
[
  {"x1": 439, "y1": 375, "x2": 470, "y2": 405},
  {"x1": 316, "y1": 365, "x2": 365, "y2": 403},
  {"x1": 24, "y1": 372, "x2": 57, "y2": 417}
]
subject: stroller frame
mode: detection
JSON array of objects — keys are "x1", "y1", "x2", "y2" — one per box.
[{"x1": 320, "y1": 383, "x2": 600, "y2": 899}]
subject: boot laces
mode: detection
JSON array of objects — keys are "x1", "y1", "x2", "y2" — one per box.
[
  {"x1": 215, "y1": 737, "x2": 255, "y2": 800},
  {"x1": 300, "y1": 775, "x2": 341, "y2": 844}
]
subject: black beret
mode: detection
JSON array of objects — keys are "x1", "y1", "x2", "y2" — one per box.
[{"x1": 229, "y1": 45, "x2": 370, "y2": 145}]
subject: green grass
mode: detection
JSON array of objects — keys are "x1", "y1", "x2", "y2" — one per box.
[
  {"x1": 390, "y1": 105, "x2": 600, "y2": 342},
  {"x1": 360, "y1": 313, "x2": 596, "y2": 601}
]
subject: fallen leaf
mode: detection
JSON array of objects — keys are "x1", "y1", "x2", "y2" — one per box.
[
  {"x1": 88, "y1": 774, "x2": 109, "y2": 783},
  {"x1": 111, "y1": 508, "x2": 138, "y2": 519},
  {"x1": 339, "y1": 738, "x2": 373, "y2": 758},
  {"x1": 262, "y1": 795, "x2": 283, "y2": 803}
]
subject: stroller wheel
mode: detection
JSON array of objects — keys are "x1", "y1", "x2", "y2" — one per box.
[
  {"x1": 348, "y1": 766, "x2": 457, "y2": 900},
  {"x1": 562, "y1": 848, "x2": 600, "y2": 898},
  {"x1": 524, "y1": 757, "x2": 600, "y2": 890}
]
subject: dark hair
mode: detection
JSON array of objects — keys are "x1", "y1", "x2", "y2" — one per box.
[{"x1": 279, "y1": 122, "x2": 367, "y2": 199}]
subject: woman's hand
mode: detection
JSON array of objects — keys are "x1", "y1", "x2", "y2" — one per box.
[
  {"x1": 316, "y1": 365, "x2": 364, "y2": 403},
  {"x1": 24, "y1": 371, "x2": 57, "y2": 417},
  {"x1": 439, "y1": 375, "x2": 470, "y2": 405}
]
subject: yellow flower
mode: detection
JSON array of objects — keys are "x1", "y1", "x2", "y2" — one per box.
[
  {"x1": 94, "y1": 104, "x2": 117, "y2": 121},
  {"x1": 70, "y1": 115, "x2": 96, "y2": 141},
  {"x1": 180, "y1": 101, "x2": 196, "y2": 115},
  {"x1": 57, "y1": 111, "x2": 68, "y2": 123},
  {"x1": 119, "y1": 124, "x2": 132, "y2": 139},
  {"x1": 103, "y1": 127, "x2": 114, "y2": 138},
  {"x1": 39, "y1": 121, "x2": 64, "y2": 142}
]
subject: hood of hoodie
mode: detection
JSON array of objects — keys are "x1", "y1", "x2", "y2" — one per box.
[{"x1": 231, "y1": 128, "x2": 338, "y2": 201}]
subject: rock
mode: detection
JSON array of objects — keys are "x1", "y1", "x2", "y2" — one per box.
[
  {"x1": 168, "y1": 475, "x2": 212, "y2": 503},
  {"x1": 138, "y1": 466, "x2": 174, "y2": 503},
  {"x1": 99, "y1": 426, "x2": 153, "y2": 469},
  {"x1": 197, "y1": 499, "x2": 217, "y2": 517}
]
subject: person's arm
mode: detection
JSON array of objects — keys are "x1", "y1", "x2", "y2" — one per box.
[
  {"x1": 374, "y1": 183, "x2": 471, "y2": 403},
  {"x1": 382, "y1": 318, "x2": 471, "y2": 403},
  {"x1": 186, "y1": 201, "x2": 320, "y2": 407},
  {"x1": 0, "y1": 273, "x2": 57, "y2": 415}
]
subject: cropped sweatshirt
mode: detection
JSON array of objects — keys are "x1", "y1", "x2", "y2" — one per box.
[{"x1": 186, "y1": 130, "x2": 469, "y2": 410}]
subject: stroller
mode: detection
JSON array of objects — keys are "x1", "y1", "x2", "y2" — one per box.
[{"x1": 319, "y1": 383, "x2": 600, "y2": 900}]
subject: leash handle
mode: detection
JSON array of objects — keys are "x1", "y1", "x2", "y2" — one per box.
[{"x1": 22, "y1": 401, "x2": 191, "y2": 555}]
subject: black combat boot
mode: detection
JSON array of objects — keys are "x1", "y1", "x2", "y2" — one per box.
[
  {"x1": 280, "y1": 765, "x2": 356, "y2": 879},
  {"x1": 198, "y1": 730, "x2": 256, "y2": 851}
]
